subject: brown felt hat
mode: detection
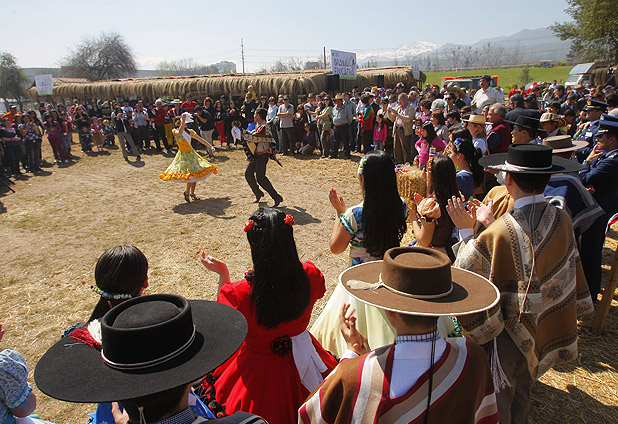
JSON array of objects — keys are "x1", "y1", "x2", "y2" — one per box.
[
  {"x1": 543, "y1": 135, "x2": 588, "y2": 153},
  {"x1": 341, "y1": 247, "x2": 499, "y2": 317}
]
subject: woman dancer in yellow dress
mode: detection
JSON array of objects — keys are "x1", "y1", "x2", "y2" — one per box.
[{"x1": 159, "y1": 113, "x2": 218, "y2": 202}]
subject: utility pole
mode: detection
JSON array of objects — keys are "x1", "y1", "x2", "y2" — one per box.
[
  {"x1": 323, "y1": 47, "x2": 327, "y2": 69},
  {"x1": 241, "y1": 38, "x2": 245, "y2": 74}
]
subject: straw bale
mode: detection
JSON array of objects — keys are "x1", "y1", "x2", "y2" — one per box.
[
  {"x1": 27, "y1": 66, "x2": 424, "y2": 102},
  {"x1": 396, "y1": 167, "x2": 427, "y2": 210}
]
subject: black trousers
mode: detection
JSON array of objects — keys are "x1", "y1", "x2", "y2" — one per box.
[
  {"x1": 135, "y1": 126, "x2": 149, "y2": 149},
  {"x1": 245, "y1": 154, "x2": 282, "y2": 202},
  {"x1": 154, "y1": 125, "x2": 171, "y2": 150},
  {"x1": 361, "y1": 129, "x2": 373, "y2": 153},
  {"x1": 332, "y1": 124, "x2": 350, "y2": 158}
]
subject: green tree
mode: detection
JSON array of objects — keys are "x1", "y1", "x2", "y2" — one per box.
[
  {"x1": 550, "y1": 0, "x2": 618, "y2": 64},
  {"x1": 519, "y1": 67, "x2": 533, "y2": 86},
  {"x1": 0, "y1": 52, "x2": 27, "y2": 102},
  {"x1": 62, "y1": 32, "x2": 136, "y2": 81}
]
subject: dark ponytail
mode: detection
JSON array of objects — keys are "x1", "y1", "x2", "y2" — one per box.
[
  {"x1": 89, "y1": 245, "x2": 148, "y2": 321},
  {"x1": 453, "y1": 137, "x2": 484, "y2": 187}
]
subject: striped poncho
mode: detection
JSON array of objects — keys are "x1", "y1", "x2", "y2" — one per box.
[{"x1": 454, "y1": 201, "x2": 594, "y2": 380}]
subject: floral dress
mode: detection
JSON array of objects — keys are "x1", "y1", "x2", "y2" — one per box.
[
  {"x1": 1, "y1": 350, "x2": 33, "y2": 424},
  {"x1": 159, "y1": 128, "x2": 217, "y2": 182}
]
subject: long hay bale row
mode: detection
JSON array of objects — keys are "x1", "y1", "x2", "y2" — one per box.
[{"x1": 28, "y1": 67, "x2": 425, "y2": 102}]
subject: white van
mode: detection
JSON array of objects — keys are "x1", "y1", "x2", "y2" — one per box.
[{"x1": 565, "y1": 62, "x2": 597, "y2": 88}]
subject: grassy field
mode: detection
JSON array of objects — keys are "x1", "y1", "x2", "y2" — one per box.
[{"x1": 425, "y1": 65, "x2": 573, "y2": 89}]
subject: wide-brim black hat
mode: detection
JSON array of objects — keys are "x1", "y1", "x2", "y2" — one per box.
[
  {"x1": 504, "y1": 115, "x2": 546, "y2": 133},
  {"x1": 479, "y1": 143, "x2": 582, "y2": 174},
  {"x1": 34, "y1": 294, "x2": 247, "y2": 403},
  {"x1": 341, "y1": 247, "x2": 500, "y2": 317},
  {"x1": 224, "y1": 114, "x2": 249, "y2": 134}
]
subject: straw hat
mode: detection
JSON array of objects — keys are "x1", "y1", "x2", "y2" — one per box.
[{"x1": 462, "y1": 114, "x2": 486, "y2": 126}]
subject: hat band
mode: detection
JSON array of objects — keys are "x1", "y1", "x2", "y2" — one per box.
[
  {"x1": 348, "y1": 274, "x2": 454, "y2": 299},
  {"x1": 502, "y1": 161, "x2": 553, "y2": 172},
  {"x1": 101, "y1": 325, "x2": 196, "y2": 370}
]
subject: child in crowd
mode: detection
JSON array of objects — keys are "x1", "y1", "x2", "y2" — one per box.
[
  {"x1": 246, "y1": 85, "x2": 257, "y2": 102},
  {"x1": 90, "y1": 118, "x2": 104, "y2": 152},
  {"x1": 58, "y1": 245, "x2": 215, "y2": 424},
  {"x1": 231, "y1": 120, "x2": 243, "y2": 148},
  {"x1": 414, "y1": 121, "x2": 446, "y2": 169},
  {"x1": 373, "y1": 113, "x2": 387, "y2": 151},
  {"x1": 102, "y1": 119, "x2": 115, "y2": 146},
  {"x1": 0, "y1": 324, "x2": 51, "y2": 424},
  {"x1": 78, "y1": 125, "x2": 93, "y2": 153},
  {"x1": 200, "y1": 208, "x2": 337, "y2": 424}
]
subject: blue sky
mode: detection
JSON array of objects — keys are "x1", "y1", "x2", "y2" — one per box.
[{"x1": 5, "y1": 0, "x2": 571, "y2": 71}]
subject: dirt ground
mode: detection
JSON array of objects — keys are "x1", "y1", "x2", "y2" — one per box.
[{"x1": 1, "y1": 137, "x2": 617, "y2": 423}]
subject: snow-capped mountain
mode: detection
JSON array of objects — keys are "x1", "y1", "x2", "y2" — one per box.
[{"x1": 356, "y1": 41, "x2": 441, "y2": 62}]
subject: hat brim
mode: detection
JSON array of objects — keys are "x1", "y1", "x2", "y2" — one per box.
[
  {"x1": 478, "y1": 153, "x2": 583, "y2": 174},
  {"x1": 340, "y1": 261, "x2": 500, "y2": 317},
  {"x1": 503, "y1": 119, "x2": 547, "y2": 133},
  {"x1": 549, "y1": 139, "x2": 589, "y2": 153},
  {"x1": 34, "y1": 301, "x2": 247, "y2": 403}
]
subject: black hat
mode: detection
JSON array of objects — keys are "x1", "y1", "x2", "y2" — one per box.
[
  {"x1": 504, "y1": 115, "x2": 545, "y2": 133},
  {"x1": 524, "y1": 94, "x2": 537, "y2": 103},
  {"x1": 34, "y1": 294, "x2": 247, "y2": 403},
  {"x1": 583, "y1": 99, "x2": 608, "y2": 111},
  {"x1": 478, "y1": 144, "x2": 582, "y2": 174}
]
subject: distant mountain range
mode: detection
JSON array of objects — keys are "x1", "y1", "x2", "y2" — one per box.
[
  {"x1": 22, "y1": 28, "x2": 573, "y2": 83},
  {"x1": 356, "y1": 28, "x2": 571, "y2": 68}
]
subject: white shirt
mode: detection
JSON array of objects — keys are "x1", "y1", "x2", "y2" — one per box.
[
  {"x1": 472, "y1": 86, "x2": 503, "y2": 114},
  {"x1": 472, "y1": 137, "x2": 488, "y2": 155},
  {"x1": 342, "y1": 335, "x2": 447, "y2": 397},
  {"x1": 266, "y1": 104, "x2": 278, "y2": 121}
]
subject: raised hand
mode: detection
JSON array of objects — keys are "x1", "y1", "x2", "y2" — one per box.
[
  {"x1": 200, "y1": 251, "x2": 228, "y2": 276},
  {"x1": 470, "y1": 198, "x2": 495, "y2": 228},
  {"x1": 329, "y1": 188, "x2": 347, "y2": 214},
  {"x1": 446, "y1": 195, "x2": 477, "y2": 229},
  {"x1": 339, "y1": 304, "x2": 370, "y2": 356}
]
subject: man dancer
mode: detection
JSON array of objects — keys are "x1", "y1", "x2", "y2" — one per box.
[{"x1": 244, "y1": 108, "x2": 283, "y2": 207}]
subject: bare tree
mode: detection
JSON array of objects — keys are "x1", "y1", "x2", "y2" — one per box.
[
  {"x1": 267, "y1": 57, "x2": 307, "y2": 73},
  {"x1": 61, "y1": 32, "x2": 136, "y2": 81}
]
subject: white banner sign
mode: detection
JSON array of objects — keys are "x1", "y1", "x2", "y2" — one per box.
[
  {"x1": 331, "y1": 50, "x2": 357, "y2": 80},
  {"x1": 35, "y1": 74, "x2": 54, "y2": 95}
]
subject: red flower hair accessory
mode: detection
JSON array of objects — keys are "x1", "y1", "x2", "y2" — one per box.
[
  {"x1": 284, "y1": 214, "x2": 295, "y2": 226},
  {"x1": 243, "y1": 219, "x2": 255, "y2": 232}
]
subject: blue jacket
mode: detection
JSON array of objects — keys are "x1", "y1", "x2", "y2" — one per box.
[{"x1": 579, "y1": 148, "x2": 618, "y2": 215}]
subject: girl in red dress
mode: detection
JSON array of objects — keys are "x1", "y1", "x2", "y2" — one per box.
[{"x1": 200, "y1": 207, "x2": 337, "y2": 424}]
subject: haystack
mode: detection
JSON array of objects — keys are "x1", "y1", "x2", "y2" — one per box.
[{"x1": 28, "y1": 67, "x2": 426, "y2": 102}]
